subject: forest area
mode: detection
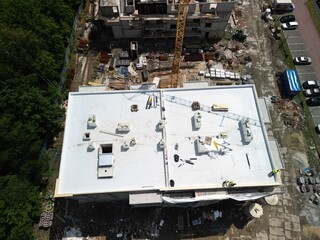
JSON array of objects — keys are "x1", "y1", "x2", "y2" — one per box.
[{"x1": 0, "y1": 0, "x2": 81, "y2": 238}]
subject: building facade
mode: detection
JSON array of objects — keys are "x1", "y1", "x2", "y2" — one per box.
[{"x1": 97, "y1": 0, "x2": 235, "y2": 40}]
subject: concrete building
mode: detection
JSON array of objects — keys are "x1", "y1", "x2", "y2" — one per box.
[
  {"x1": 97, "y1": 0, "x2": 235, "y2": 40},
  {"x1": 55, "y1": 85, "x2": 283, "y2": 207}
]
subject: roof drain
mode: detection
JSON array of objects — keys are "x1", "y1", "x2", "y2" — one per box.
[{"x1": 170, "y1": 180, "x2": 175, "y2": 187}]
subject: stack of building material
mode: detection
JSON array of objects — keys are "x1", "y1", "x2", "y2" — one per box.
[
  {"x1": 206, "y1": 68, "x2": 241, "y2": 80},
  {"x1": 39, "y1": 212, "x2": 54, "y2": 228},
  {"x1": 108, "y1": 80, "x2": 127, "y2": 90}
]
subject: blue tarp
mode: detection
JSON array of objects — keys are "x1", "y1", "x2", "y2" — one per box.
[{"x1": 284, "y1": 70, "x2": 300, "y2": 92}]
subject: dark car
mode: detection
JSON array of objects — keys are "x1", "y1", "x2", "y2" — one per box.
[
  {"x1": 310, "y1": 195, "x2": 320, "y2": 205},
  {"x1": 280, "y1": 14, "x2": 296, "y2": 23},
  {"x1": 306, "y1": 184, "x2": 311, "y2": 192},
  {"x1": 308, "y1": 177, "x2": 316, "y2": 185},
  {"x1": 303, "y1": 80, "x2": 320, "y2": 89},
  {"x1": 303, "y1": 88, "x2": 320, "y2": 97},
  {"x1": 307, "y1": 98, "x2": 320, "y2": 107}
]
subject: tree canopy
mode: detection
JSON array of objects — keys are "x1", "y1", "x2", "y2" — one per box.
[
  {"x1": 0, "y1": 175, "x2": 41, "y2": 240},
  {"x1": 0, "y1": 0, "x2": 81, "y2": 238}
]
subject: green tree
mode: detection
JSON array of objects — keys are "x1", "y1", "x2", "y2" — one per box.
[
  {"x1": 0, "y1": 0, "x2": 81, "y2": 237},
  {"x1": 0, "y1": 175, "x2": 41, "y2": 240}
]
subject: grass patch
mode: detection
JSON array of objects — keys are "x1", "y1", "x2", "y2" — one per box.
[
  {"x1": 279, "y1": 32, "x2": 294, "y2": 67},
  {"x1": 306, "y1": 0, "x2": 320, "y2": 35},
  {"x1": 294, "y1": 93, "x2": 320, "y2": 172}
]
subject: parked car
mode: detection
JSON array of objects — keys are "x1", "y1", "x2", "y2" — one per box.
[
  {"x1": 308, "y1": 177, "x2": 316, "y2": 185},
  {"x1": 299, "y1": 169, "x2": 305, "y2": 175},
  {"x1": 307, "y1": 97, "x2": 320, "y2": 107},
  {"x1": 315, "y1": 124, "x2": 320, "y2": 134},
  {"x1": 303, "y1": 88, "x2": 320, "y2": 97},
  {"x1": 303, "y1": 80, "x2": 320, "y2": 89},
  {"x1": 300, "y1": 184, "x2": 307, "y2": 193},
  {"x1": 281, "y1": 21, "x2": 298, "y2": 30},
  {"x1": 306, "y1": 184, "x2": 311, "y2": 192},
  {"x1": 293, "y1": 56, "x2": 312, "y2": 65},
  {"x1": 309, "y1": 195, "x2": 320, "y2": 205},
  {"x1": 297, "y1": 176, "x2": 305, "y2": 185},
  {"x1": 299, "y1": 168, "x2": 315, "y2": 176},
  {"x1": 304, "y1": 168, "x2": 315, "y2": 176},
  {"x1": 280, "y1": 14, "x2": 296, "y2": 23}
]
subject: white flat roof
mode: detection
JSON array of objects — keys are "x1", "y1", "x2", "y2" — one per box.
[{"x1": 56, "y1": 85, "x2": 278, "y2": 197}]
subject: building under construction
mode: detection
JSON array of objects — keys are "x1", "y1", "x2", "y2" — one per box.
[
  {"x1": 97, "y1": 0, "x2": 235, "y2": 40},
  {"x1": 55, "y1": 85, "x2": 283, "y2": 206}
]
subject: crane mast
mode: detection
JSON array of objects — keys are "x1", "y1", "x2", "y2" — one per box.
[{"x1": 171, "y1": 0, "x2": 189, "y2": 88}]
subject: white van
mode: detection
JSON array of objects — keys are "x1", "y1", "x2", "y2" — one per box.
[{"x1": 273, "y1": 0, "x2": 295, "y2": 12}]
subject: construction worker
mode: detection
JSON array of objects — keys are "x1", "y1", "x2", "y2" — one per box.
[
  {"x1": 130, "y1": 137, "x2": 136, "y2": 146},
  {"x1": 223, "y1": 180, "x2": 236, "y2": 187}
]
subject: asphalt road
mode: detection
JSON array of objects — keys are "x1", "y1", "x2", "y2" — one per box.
[
  {"x1": 292, "y1": 0, "x2": 320, "y2": 80},
  {"x1": 283, "y1": 1, "x2": 320, "y2": 125}
]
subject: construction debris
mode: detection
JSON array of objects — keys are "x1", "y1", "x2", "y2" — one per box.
[
  {"x1": 108, "y1": 80, "x2": 128, "y2": 90},
  {"x1": 39, "y1": 203, "x2": 54, "y2": 228},
  {"x1": 271, "y1": 97, "x2": 303, "y2": 129},
  {"x1": 73, "y1": 31, "x2": 255, "y2": 90}
]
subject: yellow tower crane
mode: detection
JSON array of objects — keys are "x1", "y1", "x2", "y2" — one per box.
[{"x1": 171, "y1": 0, "x2": 189, "y2": 88}]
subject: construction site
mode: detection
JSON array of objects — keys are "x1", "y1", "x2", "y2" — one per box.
[
  {"x1": 71, "y1": 0, "x2": 250, "y2": 91},
  {"x1": 46, "y1": 0, "x2": 320, "y2": 239}
]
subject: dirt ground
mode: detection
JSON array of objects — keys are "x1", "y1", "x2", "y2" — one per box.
[{"x1": 43, "y1": 0, "x2": 320, "y2": 239}]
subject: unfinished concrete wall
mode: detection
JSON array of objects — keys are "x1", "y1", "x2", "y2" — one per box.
[
  {"x1": 167, "y1": 3, "x2": 196, "y2": 14},
  {"x1": 112, "y1": 25, "x2": 124, "y2": 39},
  {"x1": 112, "y1": 21, "x2": 143, "y2": 39},
  {"x1": 124, "y1": 0, "x2": 135, "y2": 14},
  {"x1": 100, "y1": 0, "x2": 235, "y2": 40},
  {"x1": 100, "y1": 6, "x2": 120, "y2": 17}
]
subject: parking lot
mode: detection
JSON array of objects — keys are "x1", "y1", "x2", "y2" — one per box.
[
  {"x1": 288, "y1": 0, "x2": 320, "y2": 127},
  {"x1": 283, "y1": 29, "x2": 320, "y2": 126}
]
